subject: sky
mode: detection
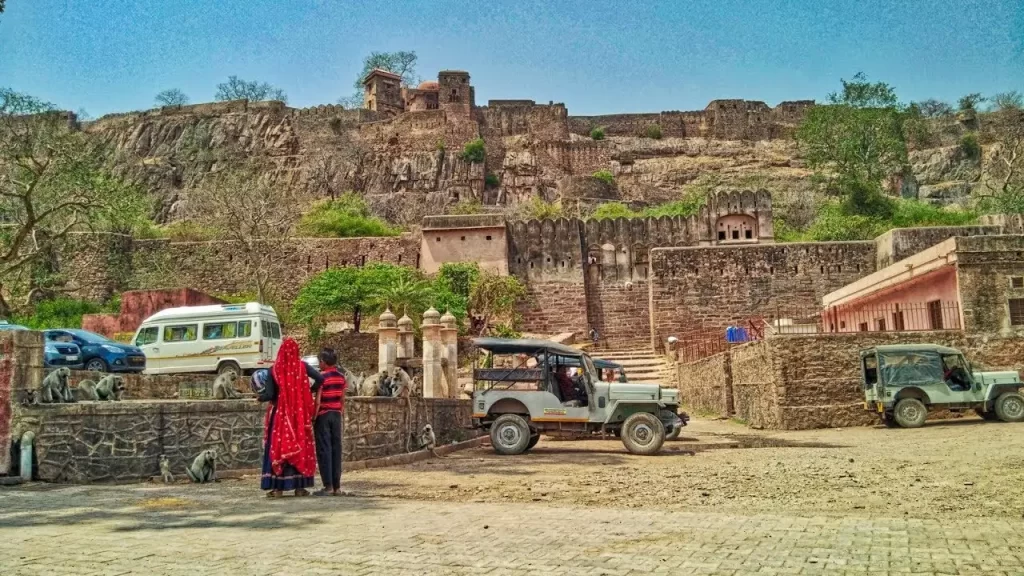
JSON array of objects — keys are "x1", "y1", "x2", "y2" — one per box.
[{"x1": 1, "y1": 0, "x2": 1022, "y2": 118}]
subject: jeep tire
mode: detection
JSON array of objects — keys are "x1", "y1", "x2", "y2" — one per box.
[
  {"x1": 893, "y1": 398, "x2": 927, "y2": 428},
  {"x1": 621, "y1": 412, "x2": 666, "y2": 455},
  {"x1": 490, "y1": 414, "x2": 531, "y2": 455},
  {"x1": 526, "y1": 433, "x2": 540, "y2": 450},
  {"x1": 994, "y1": 392, "x2": 1024, "y2": 423}
]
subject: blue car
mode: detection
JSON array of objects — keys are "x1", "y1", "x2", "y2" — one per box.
[
  {"x1": 43, "y1": 329, "x2": 146, "y2": 373},
  {"x1": 44, "y1": 339, "x2": 85, "y2": 370}
]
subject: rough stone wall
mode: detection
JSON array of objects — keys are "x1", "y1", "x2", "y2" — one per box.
[
  {"x1": 309, "y1": 333, "x2": 379, "y2": 376},
  {"x1": 676, "y1": 350, "x2": 732, "y2": 416},
  {"x1": 586, "y1": 281, "x2": 650, "y2": 348},
  {"x1": 955, "y1": 235, "x2": 1024, "y2": 335},
  {"x1": 687, "y1": 332, "x2": 1024, "y2": 430},
  {"x1": 0, "y1": 331, "x2": 45, "y2": 474},
  {"x1": 875, "y1": 226, "x2": 1000, "y2": 269},
  {"x1": 649, "y1": 242, "x2": 878, "y2": 349},
  {"x1": 129, "y1": 235, "x2": 421, "y2": 302},
  {"x1": 14, "y1": 397, "x2": 472, "y2": 483},
  {"x1": 517, "y1": 282, "x2": 589, "y2": 337}
]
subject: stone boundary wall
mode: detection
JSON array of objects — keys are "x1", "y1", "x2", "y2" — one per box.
[
  {"x1": 680, "y1": 332, "x2": 1024, "y2": 430},
  {"x1": 0, "y1": 331, "x2": 45, "y2": 475},
  {"x1": 13, "y1": 397, "x2": 473, "y2": 483},
  {"x1": 874, "y1": 226, "x2": 1000, "y2": 269},
  {"x1": 676, "y1": 351, "x2": 732, "y2": 417}
]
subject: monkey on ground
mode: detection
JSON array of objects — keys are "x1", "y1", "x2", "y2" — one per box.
[
  {"x1": 159, "y1": 454, "x2": 173, "y2": 484},
  {"x1": 39, "y1": 367, "x2": 73, "y2": 403},
  {"x1": 185, "y1": 449, "x2": 217, "y2": 483},
  {"x1": 418, "y1": 424, "x2": 443, "y2": 457},
  {"x1": 212, "y1": 372, "x2": 243, "y2": 399},
  {"x1": 79, "y1": 375, "x2": 126, "y2": 401}
]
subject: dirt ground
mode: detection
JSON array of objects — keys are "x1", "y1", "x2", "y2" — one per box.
[{"x1": 346, "y1": 417, "x2": 1024, "y2": 519}]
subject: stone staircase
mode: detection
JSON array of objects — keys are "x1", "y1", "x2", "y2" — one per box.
[{"x1": 591, "y1": 348, "x2": 675, "y2": 387}]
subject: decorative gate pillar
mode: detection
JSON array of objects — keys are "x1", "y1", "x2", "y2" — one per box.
[
  {"x1": 421, "y1": 307, "x2": 445, "y2": 398},
  {"x1": 377, "y1": 308, "x2": 398, "y2": 375},
  {"x1": 440, "y1": 310, "x2": 459, "y2": 398},
  {"x1": 397, "y1": 313, "x2": 415, "y2": 360}
]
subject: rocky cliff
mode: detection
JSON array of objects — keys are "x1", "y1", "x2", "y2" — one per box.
[{"x1": 81, "y1": 99, "x2": 986, "y2": 228}]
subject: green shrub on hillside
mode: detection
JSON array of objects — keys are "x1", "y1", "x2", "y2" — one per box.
[
  {"x1": 592, "y1": 170, "x2": 615, "y2": 185},
  {"x1": 450, "y1": 198, "x2": 484, "y2": 215},
  {"x1": 589, "y1": 202, "x2": 637, "y2": 220},
  {"x1": 959, "y1": 132, "x2": 981, "y2": 160},
  {"x1": 778, "y1": 199, "x2": 978, "y2": 242},
  {"x1": 297, "y1": 193, "x2": 401, "y2": 238},
  {"x1": 589, "y1": 127, "x2": 605, "y2": 141},
  {"x1": 643, "y1": 124, "x2": 663, "y2": 139},
  {"x1": 520, "y1": 196, "x2": 563, "y2": 220},
  {"x1": 459, "y1": 138, "x2": 486, "y2": 163},
  {"x1": 484, "y1": 173, "x2": 500, "y2": 188}
]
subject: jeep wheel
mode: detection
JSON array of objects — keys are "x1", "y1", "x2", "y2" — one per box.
[
  {"x1": 621, "y1": 412, "x2": 666, "y2": 455},
  {"x1": 490, "y1": 414, "x2": 531, "y2": 455},
  {"x1": 666, "y1": 426, "x2": 682, "y2": 441},
  {"x1": 893, "y1": 398, "x2": 927, "y2": 428},
  {"x1": 994, "y1": 392, "x2": 1024, "y2": 423},
  {"x1": 526, "y1": 433, "x2": 540, "y2": 450},
  {"x1": 974, "y1": 407, "x2": 999, "y2": 421}
]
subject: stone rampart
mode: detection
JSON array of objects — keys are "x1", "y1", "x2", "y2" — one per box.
[
  {"x1": 676, "y1": 351, "x2": 732, "y2": 417},
  {"x1": 874, "y1": 225, "x2": 999, "y2": 269},
  {"x1": 1, "y1": 331, "x2": 46, "y2": 474},
  {"x1": 680, "y1": 332, "x2": 1024, "y2": 430}
]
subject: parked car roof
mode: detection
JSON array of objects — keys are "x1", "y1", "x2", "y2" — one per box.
[
  {"x1": 862, "y1": 344, "x2": 962, "y2": 356},
  {"x1": 44, "y1": 328, "x2": 111, "y2": 343},
  {"x1": 473, "y1": 337, "x2": 584, "y2": 358}
]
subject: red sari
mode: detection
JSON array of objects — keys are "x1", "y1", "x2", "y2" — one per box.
[{"x1": 264, "y1": 339, "x2": 317, "y2": 479}]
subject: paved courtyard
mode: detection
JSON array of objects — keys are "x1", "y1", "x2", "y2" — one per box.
[{"x1": 3, "y1": 419, "x2": 1024, "y2": 575}]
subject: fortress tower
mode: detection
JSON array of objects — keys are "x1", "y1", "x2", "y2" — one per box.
[
  {"x1": 362, "y1": 69, "x2": 404, "y2": 118},
  {"x1": 438, "y1": 70, "x2": 474, "y2": 113}
]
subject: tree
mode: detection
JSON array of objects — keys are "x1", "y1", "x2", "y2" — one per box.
[
  {"x1": 185, "y1": 162, "x2": 303, "y2": 303},
  {"x1": 215, "y1": 76, "x2": 287, "y2": 103},
  {"x1": 796, "y1": 74, "x2": 909, "y2": 199},
  {"x1": 0, "y1": 88, "x2": 149, "y2": 316},
  {"x1": 340, "y1": 50, "x2": 419, "y2": 108},
  {"x1": 914, "y1": 99, "x2": 953, "y2": 118},
  {"x1": 982, "y1": 109, "x2": 1024, "y2": 212},
  {"x1": 292, "y1": 264, "x2": 416, "y2": 333},
  {"x1": 155, "y1": 89, "x2": 190, "y2": 107},
  {"x1": 991, "y1": 91, "x2": 1023, "y2": 112},
  {"x1": 372, "y1": 276, "x2": 432, "y2": 315},
  {"x1": 468, "y1": 271, "x2": 526, "y2": 336},
  {"x1": 958, "y1": 93, "x2": 985, "y2": 112}
]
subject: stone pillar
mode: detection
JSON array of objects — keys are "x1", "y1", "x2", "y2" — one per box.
[
  {"x1": 377, "y1": 308, "x2": 398, "y2": 375},
  {"x1": 397, "y1": 314, "x2": 414, "y2": 360},
  {"x1": 440, "y1": 310, "x2": 459, "y2": 398},
  {"x1": 421, "y1": 307, "x2": 444, "y2": 398}
]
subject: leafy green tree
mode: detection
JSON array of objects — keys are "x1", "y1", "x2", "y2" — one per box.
[
  {"x1": 589, "y1": 127, "x2": 605, "y2": 140},
  {"x1": 293, "y1": 263, "x2": 417, "y2": 333},
  {"x1": 796, "y1": 73, "x2": 909, "y2": 215},
  {"x1": 155, "y1": 89, "x2": 189, "y2": 107},
  {"x1": 215, "y1": 76, "x2": 287, "y2": 103},
  {"x1": 468, "y1": 271, "x2": 526, "y2": 336},
  {"x1": 0, "y1": 88, "x2": 149, "y2": 316},
  {"x1": 592, "y1": 170, "x2": 614, "y2": 184},
  {"x1": 643, "y1": 124, "x2": 663, "y2": 139},
  {"x1": 371, "y1": 276, "x2": 433, "y2": 316}
]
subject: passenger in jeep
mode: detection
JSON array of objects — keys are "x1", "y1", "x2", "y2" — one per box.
[{"x1": 554, "y1": 366, "x2": 579, "y2": 405}]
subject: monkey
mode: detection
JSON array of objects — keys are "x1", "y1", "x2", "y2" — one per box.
[
  {"x1": 341, "y1": 368, "x2": 365, "y2": 395},
  {"x1": 94, "y1": 375, "x2": 126, "y2": 401},
  {"x1": 76, "y1": 379, "x2": 99, "y2": 401},
  {"x1": 212, "y1": 372, "x2": 243, "y2": 399},
  {"x1": 390, "y1": 368, "x2": 414, "y2": 398},
  {"x1": 360, "y1": 371, "x2": 383, "y2": 396},
  {"x1": 159, "y1": 454, "x2": 174, "y2": 484},
  {"x1": 21, "y1": 389, "x2": 38, "y2": 406},
  {"x1": 185, "y1": 449, "x2": 217, "y2": 483},
  {"x1": 39, "y1": 367, "x2": 73, "y2": 403},
  {"x1": 418, "y1": 424, "x2": 444, "y2": 458}
]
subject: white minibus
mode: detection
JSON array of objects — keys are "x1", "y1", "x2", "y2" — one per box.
[{"x1": 132, "y1": 302, "x2": 283, "y2": 376}]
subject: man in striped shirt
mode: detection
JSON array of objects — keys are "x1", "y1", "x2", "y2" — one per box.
[{"x1": 313, "y1": 348, "x2": 347, "y2": 496}]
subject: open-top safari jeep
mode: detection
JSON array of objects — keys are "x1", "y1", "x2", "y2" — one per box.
[
  {"x1": 470, "y1": 338, "x2": 688, "y2": 455},
  {"x1": 861, "y1": 344, "x2": 1024, "y2": 428}
]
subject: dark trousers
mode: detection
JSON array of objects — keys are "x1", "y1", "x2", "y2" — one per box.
[{"x1": 314, "y1": 410, "x2": 343, "y2": 490}]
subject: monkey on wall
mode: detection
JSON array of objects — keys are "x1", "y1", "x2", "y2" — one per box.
[
  {"x1": 88, "y1": 375, "x2": 126, "y2": 401},
  {"x1": 39, "y1": 368, "x2": 73, "y2": 403},
  {"x1": 212, "y1": 372, "x2": 243, "y2": 399},
  {"x1": 159, "y1": 454, "x2": 174, "y2": 483},
  {"x1": 185, "y1": 449, "x2": 217, "y2": 483}
]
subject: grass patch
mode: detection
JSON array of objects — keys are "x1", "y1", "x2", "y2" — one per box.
[{"x1": 297, "y1": 193, "x2": 401, "y2": 238}]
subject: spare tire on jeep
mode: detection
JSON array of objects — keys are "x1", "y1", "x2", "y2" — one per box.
[{"x1": 621, "y1": 412, "x2": 665, "y2": 455}]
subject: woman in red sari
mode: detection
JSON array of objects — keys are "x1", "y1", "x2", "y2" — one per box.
[{"x1": 257, "y1": 338, "x2": 321, "y2": 497}]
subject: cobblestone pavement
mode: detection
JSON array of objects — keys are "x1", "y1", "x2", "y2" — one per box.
[{"x1": 3, "y1": 479, "x2": 1024, "y2": 575}]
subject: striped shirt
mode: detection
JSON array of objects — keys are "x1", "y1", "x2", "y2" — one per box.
[{"x1": 317, "y1": 369, "x2": 347, "y2": 415}]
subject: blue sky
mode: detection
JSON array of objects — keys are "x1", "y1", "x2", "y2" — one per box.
[{"x1": 1, "y1": 0, "x2": 1021, "y2": 117}]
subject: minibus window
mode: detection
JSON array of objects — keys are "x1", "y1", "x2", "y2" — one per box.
[
  {"x1": 136, "y1": 326, "x2": 158, "y2": 346},
  {"x1": 164, "y1": 324, "x2": 198, "y2": 342}
]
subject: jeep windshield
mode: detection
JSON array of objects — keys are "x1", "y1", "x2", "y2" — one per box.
[{"x1": 879, "y1": 350, "x2": 943, "y2": 385}]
